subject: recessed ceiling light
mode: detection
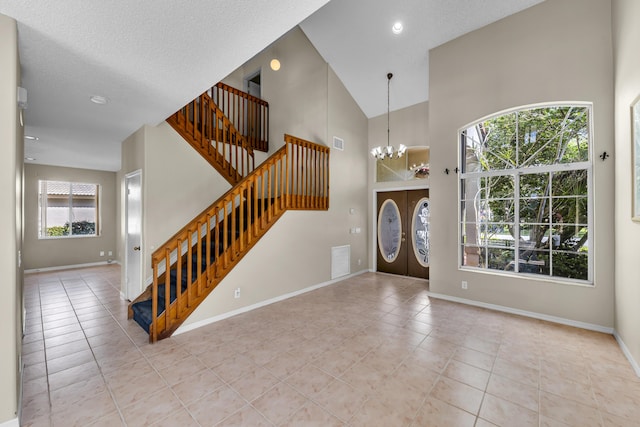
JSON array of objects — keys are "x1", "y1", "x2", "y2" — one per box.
[
  {"x1": 25, "y1": 157, "x2": 36, "y2": 161},
  {"x1": 270, "y1": 59, "x2": 281, "y2": 71},
  {"x1": 392, "y1": 22, "x2": 403, "y2": 35},
  {"x1": 25, "y1": 135, "x2": 39, "y2": 141},
  {"x1": 90, "y1": 95, "x2": 109, "y2": 105}
]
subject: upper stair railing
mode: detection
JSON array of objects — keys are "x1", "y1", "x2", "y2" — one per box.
[
  {"x1": 212, "y1": 82, "x2": 269, "y2": 152},
  {"x1": 141, "y1": 134, "x2": 329, "y2": 342},
  {"x1": 167, "y1": 92, "x2": 254, "y2": 185}
]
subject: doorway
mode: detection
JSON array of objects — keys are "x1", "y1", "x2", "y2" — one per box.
[
  {"x1": 376, "y1": 189, "x2": 430, "y2": 279},
  {"x1": 125, "y1": 170, "x2": 143, "y2": 300}
]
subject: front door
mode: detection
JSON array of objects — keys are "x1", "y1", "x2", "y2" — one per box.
[{"x1": 377, "y1": 189, "x2": 430, "y2": 279}]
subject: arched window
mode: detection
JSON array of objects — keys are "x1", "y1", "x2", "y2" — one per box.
[{"x1": 459, "y1": 104, "x2": 592, "y2": 284}]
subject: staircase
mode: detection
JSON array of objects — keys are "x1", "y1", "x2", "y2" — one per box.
[{"x1": 128, "y1": 85, "x2": 330, "y2": 342}]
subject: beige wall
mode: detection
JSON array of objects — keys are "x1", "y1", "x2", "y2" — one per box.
[
  {"x1": 0, "y1": 13, "x2": 21, "y2": 426},
  {"x1": 23, "y1": 164, "x2": 117, "y2": 270},
  {"x1": 428, "y1": 0, "x2": 615, "y2": 327},
  {"x1": 222, "y1": 27, "x2": 329, "y2": 155},
  {"x1": 612, "y1": 0, "x2": 640, "y2": 368},
  {"x1": 182, "y1": 29, "x2": 369, "y2": 327},
  {"x1": 118, "y1": 122, "x2": 232, "y2": 293}
]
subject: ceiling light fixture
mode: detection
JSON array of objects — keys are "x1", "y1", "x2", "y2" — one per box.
[
  {"x1": 25, "y1": 135, "x2": 39, "y2": 141},
  {"x1": 270, "y1": 59, "x2": 281, "y2": 71},
  {"x1": 90, "y1": 95, "x2": 109, "y2": 105},
  {"x1": 25, "y1": 157, "x2": 36, "y2": 161},
  {"x1": 371, "y1": 73, "x2": 406, "y2": 160},
  {"x1": 392, "y1": 22, "x2": 403, "y2": 34}
]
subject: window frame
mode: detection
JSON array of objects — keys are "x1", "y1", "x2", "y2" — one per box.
[
  {"x1": 457, "y1": 102, "x2": 594, "y2": 286},
  {"x1": 38, "y1": 180, "x2": 101, "y2": 239}
]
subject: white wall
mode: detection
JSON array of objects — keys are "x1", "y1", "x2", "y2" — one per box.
[
  {"x1": 0, "y1": 12, "x2": 21, "y2": 426},
  {"x1": 612, "y1": 0, "x2": 640, "y2": 369},
  {"x1": 181, "y1": 28, "x2": 369, "y2": 328},
  {"x1": 428, "y1": 0, "x2": 615, "y2": 327}
]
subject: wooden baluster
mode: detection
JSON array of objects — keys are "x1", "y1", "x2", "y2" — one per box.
[
  {"x1": 164, "y1": 248, "x2": 171, "y2": 334},
  {"x1": 151, "y1": 262, "x2": 158, "y2": 343},
  {"x1": 176, "y1": 238, "x2": 183, "y2": 320},
  {"x1": 239, "y1": 184, "x2": 245, "y2": 252},
  {"x1": 223, "y1": 200, "x2": 229, "y2": 269},
  {"x1": 198, "y1": 223, "x2": 204, "y2": 296},
  {"x1": 205, "y1": 215, "x2": 212, "y2": 288}
]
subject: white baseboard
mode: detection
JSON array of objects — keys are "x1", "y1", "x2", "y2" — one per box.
[
  {"x1": 174, "y1": 269, "x2": 369, "y2": 336},
  {"x1": 0, "y1": 417, "x2": 19, "y2": 427},
  {"x1": 426, "y1": 291, "x2": 614, "y2": 335},
  {"x1": 613, "y1": 331, "x2": 640, "y2": 377},
  {"x1": 24, "y1": 260, "x2": 117, "y2": 274}
]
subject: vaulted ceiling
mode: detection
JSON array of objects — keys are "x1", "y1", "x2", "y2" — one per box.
[{"x1": 0, "y1": 0, "x2": 544, "y2": 171}]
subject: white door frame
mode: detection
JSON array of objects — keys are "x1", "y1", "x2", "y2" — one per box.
[{"x1": 125, "y1": 170, "x2": 143, "y2": 300}]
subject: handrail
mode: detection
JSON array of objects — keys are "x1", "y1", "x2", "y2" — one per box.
[
  {"x1": 167, "y1": 92, "x2": 255, "y2": 184},
  {"x1": 147, "y1": 134, "x2": 329, "y2": 341},
  {"x1": 213, "y1": 82, "x2": 269, "y2": 152}
]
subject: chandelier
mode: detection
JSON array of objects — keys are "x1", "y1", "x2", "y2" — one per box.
[{"x1": 371, "y1": 72, "x2": 407, "y2": 160}]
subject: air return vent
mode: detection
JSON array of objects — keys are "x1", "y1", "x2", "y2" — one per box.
[
  {"x1": 333, "y1": 136, "x2": 344, "y2": 151},
  {"x1": 331, "y1": 245, "x2": 350, "y2": 279}
]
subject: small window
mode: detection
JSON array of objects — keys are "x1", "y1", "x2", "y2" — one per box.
[
  {"x1": 459, "y1": 104, "x2": 592, "y2": 284},
  {"x1": 38, "y1": 180, "x2": 100, "y2": 238}
]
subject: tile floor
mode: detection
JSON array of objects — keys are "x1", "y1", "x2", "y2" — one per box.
[{"x1": 20, "y1": 265, "x2": 640, "y2": 426}]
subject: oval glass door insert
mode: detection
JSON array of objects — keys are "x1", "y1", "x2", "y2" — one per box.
[
  {"x1": 377, "y1": 199, "x2": 402, "y2": 263},
  {"x1": 412, "y1": 197, "x2": 430, "y2": 267}
]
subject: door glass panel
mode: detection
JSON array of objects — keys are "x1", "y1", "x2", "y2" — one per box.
[
  {"x1": 377, "y1": 199, "x2": 402, "y2": 263},
  {"x1": 411, "y1": 197, "x2": 430, "y2": 267}
]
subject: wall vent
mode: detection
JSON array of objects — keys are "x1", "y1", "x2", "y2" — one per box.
[
  {"x1": 331, "y1": 245, "x2": 350, "y2": 279},
  {"x1": 333, "y1": 136, "x2": 344, "y2": 151}
]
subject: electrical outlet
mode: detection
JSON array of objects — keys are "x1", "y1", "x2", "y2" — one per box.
[
  {"x1": 461, "y1": 281, "x2": 468, "y2": 290},
  {"x1": 234, "y1": 288, "x2": 241, "y2": 299}
]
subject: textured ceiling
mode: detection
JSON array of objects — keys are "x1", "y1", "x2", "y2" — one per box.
[
  {"x1": 0, "y1": 0, "x2": 330, "y2": 171},
  {"x1": 2, "y1": 0, "x2": 544, "y2": 171}
]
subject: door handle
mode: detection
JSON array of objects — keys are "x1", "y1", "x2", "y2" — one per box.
[{"x1": 133, "y1": 246, "x2": 141, "y2": 251}]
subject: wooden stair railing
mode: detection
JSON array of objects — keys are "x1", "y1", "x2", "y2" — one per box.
[
  {"x1": 167, "y1": 92, "x2": 255, "y2": 185},
  {"x1": 128, "y1": 135, "x2": 329, "y2": 342},
  {"x1": 213, "y1": 82, "x2": 269, "y2": 152}
]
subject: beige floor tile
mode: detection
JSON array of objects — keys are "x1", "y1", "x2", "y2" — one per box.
[
  {"x1": 20, "y1": 266, "x2": 640, "y2": 427},
  {"x1": 313, "y1": 378, "x2": 368, "y2": 422},
  {"x1": 110, "y1": 370, "x2": 168, "y2": 409},
  {"x1": 171, "y1": 368, "x2": 225, "y2": 405},
  {"x1": 479, "y1": 393, "x2": 538, "y2": 427},
  {"x1": 50, "y1": 375, "x2": 107, "y2": 412},
  {"x1": 50, "y1": 391, "x2": 117, "y2": 427},
  {"x1": 411, "y1": 397, "x2": 476, "y2": 427},
  {"x1": 230, "y1": 366, "x2": 281, "y2": 401},
  {"x1": 443, "y1": 359, "x2": 490, "y2": 391},
  {"x1": 486, "y1": 373, "x2": 539, "y2": 412},
  {"x1": 215, "y1": 404, "x2": 274, "y2": 426},
  {"x1": 151, "y1": 408, "x2": 200, "y2": 427},
  {"x1": 120, "y1": 387, "x2": 183, "y2": 427},
  {"x1": 281, "y1": 401, "x2": 345, "y2": 426},
  {"x1": 251, "y1": 382, "x2": 308, "y2": 425},
  {"x1": 188, "y1": 385, "x2": 247, "y2": 426},
  {"x1": 349, "y1": 396, "x2": 414, "y2": 427},
  {"x1": 284, "y1": 363, "x2": 334, "y2": 397},
  {"x1": 492, "y1": 357, "x2": 539, "y2": 388},
  {"x1": 539, "y1": 391, "x2": 602, "y2": 427},
  {"x1": 429, "y1": 376, "x2": 484, "y2": 415}
]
